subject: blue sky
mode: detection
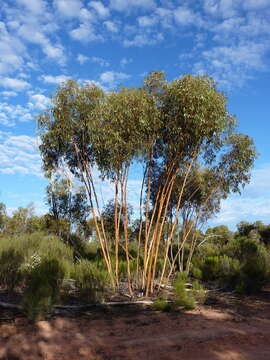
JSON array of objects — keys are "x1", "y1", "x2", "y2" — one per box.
[{"x1": 0, "y1": 0, "x2": 270, "y2": 229}]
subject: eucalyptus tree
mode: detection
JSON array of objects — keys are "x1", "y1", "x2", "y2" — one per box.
[
  {"x1": 38, "y1": 80, "x2": 159, "y2": 290},
  {"x1": 38, "y1": 73, "x2": 256, "y2": 295},
  {"x1": 46, "y1": 176, "x2": 90, "y2": 238}
]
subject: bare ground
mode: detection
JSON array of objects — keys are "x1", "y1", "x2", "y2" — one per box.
[{"x1": 1, "y1": 290, "x2": 270, "y2": 360}]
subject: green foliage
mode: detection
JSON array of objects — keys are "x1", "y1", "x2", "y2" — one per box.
[
  {"x1": 36, "y1": 72, "x2": 256, "y2": 290},
  {"x1": 0, "y1": 248, "x2": 24, "y2": 291},
  {"x1": 201, "y1": 256, "x2": 221, "y2": 281},
  {"x1": 192, "y1": 280, "x2": 207, "y2": 304},
  {"x1": 0, "y1": 232, "x2": 74, "y2": 264},
  {"x1": 23, "y1": 258, "x2": 65, "y2": 321},
  {"x1": 173, "y1": 273, "x2": 195, "y2": 310},
  {"x1": 233, "y1": 239, "x2": 270, "y2": 294},
  {"x1": 153, "y1": 298, "x2": 172, "y2": 312},
  {"x1": 46, "y1": 176, "x2": 90, "y2": 237},
  {"x1": 72, "y1": 260, "x2": 108, "y2": 302},
  {"x1": 191, "y1": 266, "x2": 202, "y2": 280}
]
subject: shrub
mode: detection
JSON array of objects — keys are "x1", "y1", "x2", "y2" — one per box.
[
  {"x1": 192, "y1": 280, "x2": 207, "y2": 304},
  {"x1": 153, "y1": 298, "x2": 172, "y2": 312},
  {"x1": 236, "y1": 249, "x2": 269, "y2": 295},
  {"x1": 72, "y1": 260, "x2": 108, "y2": 302},
  {"x1": 23, "y1": 257, "x2": 65, "y2": 321},
  {"x1": 191, "y1": 266, "x2": 202, "y2": 280},
  {"x1": 224, "y1": 237, "x2": 270, "y2": 294},
  {"x1": 218, "y1": 255, "x2": 241, "y2": 290},
  {"x1": 0, "y1": 248, "x2": 24, "y2": 291},
  {"x1": 0, "y1": 233, "x2": 74, "y2": 264},
  {"x1": 201, "y1": 256, "x2": 220, "y2": 281},
  {"x1": 173, "y1": 272, "x2": 195, "y2": 310}
]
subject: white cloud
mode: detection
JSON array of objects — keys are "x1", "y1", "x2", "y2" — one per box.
[
  {"x1": 0, "y1": 132, "x2": 42, "y2": 177},
  {"x1": 16, "y1": 0, "x2": 47, "y2": 14},
  {"x1": 91, "y1": 56, "x2": 110, "y2": 67},
  {"x1": 137, "y1": 15, "x2": 157, "y2": 27},
  {"x1": 243, "y1": 0, "x2": 270, "y2": 10},
  {"x1": 155, "y1": 7, "x2": 174, "y2": 28},
  {"x1": 0, "y1": 102, "x2": 33, "y2": 126},
  {"x1": 1, "y1": 91, "x2": 18, "y2": 98},
  {"x1": 70, "y1": 23, "x2": 102, "y2": 42},
  {"x1": 120, "y1": 57, "x2": 133, "y2": 67},
  {"x1": 194, "y1": 42, "x2": 269, "y2": 87},
  {"x1": 110, "y1": 0, "x2": 155, "y2": 12},
  {"x1": 1, "y1": 77, "x2": 30, "y2": 91},
  {"x1": 77, "y1": 54, "x2": 89, "y2": 64},
  {"x1": 123, "y1": 32, "x2": 163, "y2": 47},
  {"x1": 43, "y1": 43, "x2": 65, "y2": 63},
  {"x1": 40, "y1": 74, "x2": 70, "y2": 84},
  {"x1": 100, "y1": 71, "x2": 130, "y2": 86},
  {"x1": 211, "y1": 163, "x2": 270, "y2": 228},
  {"x1": 54, "y1": 0, "x2": 83, "y2": 17},
  {"x1": 174, "y1": 6, "x2": 199, "y2": 25},
  {"x1": 203, "y1": 0, "x2": 238, "y2": 18},
  {"x1": 204, "y1": 43, "x2": 267, "y2": 69},
  {"x1": 0, "y1": 22, "x2": 25, "y2": 75},
  {"x1": 28, "y1": 94, "x2": 51, "y2": 111},
  {"x1": 89, "y1": 1, "x2": 110, "y2": 18},
  {"x1": 103, "y1": 20, "x2": 118, "y2": 32},
  {"x1": 17, "y1": 24, "x2": 66, "y2": 65}
]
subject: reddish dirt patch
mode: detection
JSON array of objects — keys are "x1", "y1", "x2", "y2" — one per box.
[{"x1": 1, "y1": 291, "x2": 270, "y2": 359}]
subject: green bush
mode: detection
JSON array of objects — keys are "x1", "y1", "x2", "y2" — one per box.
[
  {"x1": 23, "y1": 257, "x2": 65, "y2": 321},
  {"x1": 191, "y1": 266, "x2": 202, "y2": 280},
  {"x1": 72, "y1": 260, "x2": 108, "y2": 302},
  {"x1": 192, "y1": 280, "x2": 207, "y2": 304},
  {"x1": 201, "y1": 256, "x2": 220, "y2": 281},
  {"x1": 236, "y1": 249, "x2": 269, "y2": 294},
  {"x1": 0, "y1": 248, "x2": 24, "y2": 291},
  {"x1": 153, "y1": 298, "x2": 172, "y2": 312},
  {"x1": 0, "y1": 232, "x2": 74, "y2": 264},
  {"x1": 218, "y1": 255, "x2": 241, "y2": 290},
  {"x1": 173, "y1": 272, "x2": 195, "y2": 310},
  {"x1": 224, "y1": 238, "x2": 270, "y2": 294}
]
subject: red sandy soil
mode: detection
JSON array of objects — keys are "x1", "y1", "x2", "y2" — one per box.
[{"x1": 1, "y1": 291, "x2": 270, "y2": 360}]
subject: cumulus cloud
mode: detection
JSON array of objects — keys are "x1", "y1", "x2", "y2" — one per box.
[
  {"x1": 54, "y1": 0, "x2": 83, "y2": 17},
  {"x1": 137, "y1": 15, "x2": 157, "y2": 27},
  {"x1": 70, "y1": 23, "x2": 102, "y2": 42},
  {"x1": 99, "y1": 71, "x2": 130, "y2": 86},
  {"x1": 89, "y1": 1, "x2": 110, "y2": 18},
  {"x1": 28, "y1": 94, "x2": 51, "y2": 111},
  {"x1": 77, "y1": 54, "x2": 89, "y2": 64},
  {"x1": 0, "y1": 22, "x2": 25, "y2": 75},
  {"x1": 0, "y1": 132, "x2": 42, "y2": 177},
  {"x1": 103, "y1": 20, "x2": 118, "y2": 32},
  {"x1": 17, "y1": 24, "x2": 66, "y2": 65},
  {"x1": 123, "y1": 32, "x2": 163, "y2": 47},
  {"x1": 1, "y1": 77, "x2": 30, "y2": 91},
  {"x1": 193, "y1": 41, "x2": 269, "y2": 88},
  {"x1": 174, "y1": 6, "x2": 201, "y2": 26},
  {"x1": 210, "y1": 163, "x2": 270, "y2": 229},
  {"x1": 120, "y1": 57, "x2": 133, "y2": 67},
  {"x1": 0, "y1": 102, "x2": 33, "y2": 126},
  {"x1": 16, "y1": 0, "x2": 47, "y2": 14},
  {"x1": 203, "y1": 0, "x2": 238, "y2": 18},
  {"x1": 40, "y1": 74, "x2": 70, "y2": 84},
  {"x1": 91, "y1": 56, "x2": 110, "y2": 67},
  {"x1": 1, "y1": 91, "x2": 18, "y2": 98},
  {"x1": 110, "y1": 0, "x2": 155, "y2": 12}
]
